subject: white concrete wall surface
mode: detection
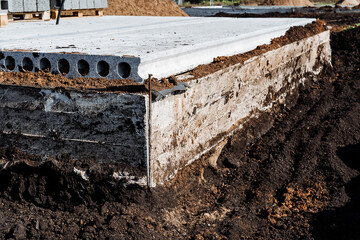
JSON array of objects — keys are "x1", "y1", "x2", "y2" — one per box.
[{"x1": 149, "y1": 31, "x2": 331, "y2": 186}]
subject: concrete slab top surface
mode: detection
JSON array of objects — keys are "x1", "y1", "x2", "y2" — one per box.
[{"x1": 0, "y1": 16, "x2": 315, "y2": 79}]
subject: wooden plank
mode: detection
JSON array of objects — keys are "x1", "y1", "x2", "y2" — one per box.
[
  {"x1": 10, "y1": 12, "x2": 46, "y2": 21},
  {"x1": 95, "y1": 10, "x2": 103, "y2": 16},
  {"x1": 0, "y1": 13, "x2": 8, "y2": 28},
  {"x1": 51, "y1": 9, "x2": 104, "y2": 19}
]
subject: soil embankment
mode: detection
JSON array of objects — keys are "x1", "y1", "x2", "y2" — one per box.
[
  {"x1": 104, "y1": 0, "x2": 188, "y2": 16},
  {"x1": 262, "y1": 0, "x2": 314, "y2": 6}
]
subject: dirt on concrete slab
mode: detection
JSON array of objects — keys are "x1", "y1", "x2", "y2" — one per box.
[
  {"x1": 188, "y1": 20, "x2": 327, "y2": 80},
  {"x1": 0, "y1": 19, "x2": 359, "y2": 240}
]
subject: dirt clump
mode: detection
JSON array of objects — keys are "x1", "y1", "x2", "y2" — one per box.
[
  {"x1": 262, "y1": 0, "x2": 314, "y2": 6},
  {"x1": 104, "y1": 0, "x2": 188, "y2": 16}
]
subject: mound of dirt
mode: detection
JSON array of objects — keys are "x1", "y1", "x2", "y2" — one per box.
[
  {"x1": 104, "y1": 0, "x2": 188, "y2": 16},
  {"x1": 336, "y1": 0, "x2": 360, "y2": 6},
  {"x1": 262, "y1": 0, "x2": 314, "y2": 6}
]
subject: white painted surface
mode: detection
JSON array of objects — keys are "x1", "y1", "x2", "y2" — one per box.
[{"x1": 0, "y1": 16, "x2": 314, "y2": 79}]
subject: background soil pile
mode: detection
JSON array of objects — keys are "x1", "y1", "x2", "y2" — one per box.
[
  {"x1": 336, "y1": 0, "x2": 360, "y2": 6},
  {"x1": 262, "y1": 0, "x2": 314, "y2": 6},
  {"x1": 104, "y1": 0, "x2": 187, "y2": 16},
  {"x1": 0, "y1": 18, "x2": 360, "y2": 240}
]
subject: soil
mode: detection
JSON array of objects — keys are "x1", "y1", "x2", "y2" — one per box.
[
  {"x1": 103, "y1": 0, "x2": 187, "y2": 16},
  {"x1": 0, "y1": 71, "x2": 141, "y2": 91},
  {"x1": 336, "y1": 0, "x2": 360, "y2": 6},
  {"x1": 214, "y1": 8, "x2": 360, "y2": 27},
  {"x1": 262, "y1": 0, "x2": 314, "y2": 6},
  {"x1": 0, "y1": 15, "x2": 359, "y2": 239}
]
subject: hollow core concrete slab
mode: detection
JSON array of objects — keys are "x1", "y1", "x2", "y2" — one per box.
[{"x1": 0, "y1": 16, "x2": 314, "y2": 80}]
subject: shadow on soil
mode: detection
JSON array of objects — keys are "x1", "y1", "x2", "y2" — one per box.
[{"x1": 312, "y1": 143, "x2": 360, "y2": 240}]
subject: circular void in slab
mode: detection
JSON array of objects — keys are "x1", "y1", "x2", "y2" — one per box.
[
  {"x1": 4, "y1": 56, "x2": 15, "y2": 70},
  {"x1": 97, "y1": 60, "x2": 110, "y2": 77},
  {"x1": 58, "y1": 58, "x2": 70, "y2": 75},
  {"x1": 78, "y1": 59, "x2": 90, "y2": 76},
  {"x1": 118, "y1": 62, "x2": 131, "y2": 78},
  {"x1": 22, "y1": 57, "x2": 33, "y2": 71},
  {"x1": 40, "y1": 58, "x2": 51, "y2": 72}
]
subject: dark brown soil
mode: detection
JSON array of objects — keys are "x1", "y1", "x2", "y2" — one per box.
[
  {"x1": 0, "y1": 19, "x2": 360, "y2": 240},
  {"x1": 0, "y1": 71, "x2": 139, "y2": 91},
  {"x1": 214, "y1": 9, "x2": 360, "y2": 28}
]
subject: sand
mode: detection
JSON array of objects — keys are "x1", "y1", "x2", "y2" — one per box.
[
  {"x1": 104, "y1": 0, "x2": 187, "y2": 16},
  {"x1": 262, "y1": 0, "x2": 314, "y2": 6},
  {"x1": 336, "y1": 0, "x2": 360, "y2": 5}
]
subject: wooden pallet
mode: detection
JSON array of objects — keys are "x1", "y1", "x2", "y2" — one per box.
[
  {"x1": 8, "y1": 11, "x2": 51, "y2": 22},
  {"x1": 50, "y1": 9, "x2": 104, "y2": 19},
  {"x1": 0, "y1": 13, "x2": 7, "y2": 28}
]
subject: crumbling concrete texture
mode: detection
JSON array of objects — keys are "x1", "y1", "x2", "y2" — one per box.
[
  {"x1": 0, "y1": 85, "x2": 149, "y2": 181},
  {"x1": 0, "y1": 51, "x2": 142, "y2": 82},
  {"x1": 149, "y1": 30, "x2": 331, "y2": 186},
  {"x1": 0, "y1": 16, "x2": 314, "y2": 82},
  {"x1": 50, "y1": 0, "x2": 107, "y2": 10},
  {"x1": 6, "y1": 0, "x2": 50, "y2": 12}
]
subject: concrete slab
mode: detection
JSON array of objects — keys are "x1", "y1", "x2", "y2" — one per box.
[
  {"x1": 0, "y1": 31, "x2": 331, "y2": 186},
  {"x1": 0, "y1": 16, "x2": 314, "y2": 81}
]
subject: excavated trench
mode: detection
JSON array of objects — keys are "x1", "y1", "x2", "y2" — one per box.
[{"x1": 0, "y1": 16, "x2": 359, "y2": 239}]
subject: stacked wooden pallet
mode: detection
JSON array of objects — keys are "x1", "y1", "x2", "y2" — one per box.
[
  {"x1": 50, "y1": 8, "x2": 104, "y2": 19},
  {"x1": 0, "y1": 11, "x2": 7, "y2": 27},
  {"x1": 0, "y1": 0, "x2": 107, "y2": 27},
  {"x1": 50, "y1": 0, "x2": 107, "y2": 18}
]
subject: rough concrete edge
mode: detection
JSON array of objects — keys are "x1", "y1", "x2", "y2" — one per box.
[{"x1": 149, "y1": 30, "x2": 331, "y2": 187}]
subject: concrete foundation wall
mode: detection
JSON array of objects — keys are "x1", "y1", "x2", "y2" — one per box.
[
  {"x1": 0, "y1": 31, "x2": 331, "y2": 187},
  {"x1": 0, "y1": 85, "x2": 149, "y2": 173},
  {"x1": 150, "y1": 31, "x2": 331, "y2": 186}
]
